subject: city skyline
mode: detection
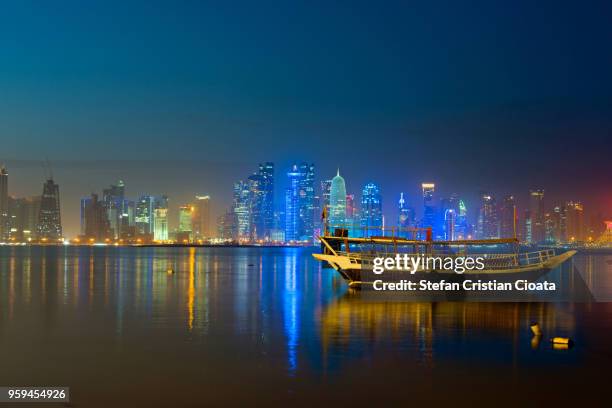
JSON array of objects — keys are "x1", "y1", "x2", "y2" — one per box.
[{"x1": 0, "y1": 161, "x2": 608, "y2": 243}]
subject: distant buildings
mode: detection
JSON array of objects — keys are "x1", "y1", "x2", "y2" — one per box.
[{"x1": 37, "y1": 178, "x2": 63, "y2": 241}]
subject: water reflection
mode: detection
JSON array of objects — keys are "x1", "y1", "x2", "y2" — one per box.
[{"x1": 0, "y1": 247, "x2": 610, "y2": 406}]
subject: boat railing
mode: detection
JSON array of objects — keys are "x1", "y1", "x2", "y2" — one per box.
[
  {"x1": 325, "y1": 224, "x2": 431, "y2": 240},
  {"x1": 332, "y1": 249, "x2": 557, "y2": 270}
]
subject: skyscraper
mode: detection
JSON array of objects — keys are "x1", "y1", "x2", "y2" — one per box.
[
  {"x1": 37, "y1": 178, "x2": 62, "y2": 240},
  {"x1": 153, "y1": 208, "x2": 168, "y2": 241},
  {"x1": 444, "y1": 209, "x2": 456, "y2": 240},
  {"x1": 103, "y1": 180, "x2": 126, "y2": 239},
  {"x1": 258, "y1": 162, "x2": 274, "y2": 239},
  {"x1": 192, "y1": 195, "x2": 211, "y2": 239},
  {"x1": 284, "y1": 163, "x2": 316, "y2": 242},
  {"x1": 477, "y1": 193, "x2": 498, "y2": 239},
  {"x1": 178, "y1": 205, "x2": 194, "y2": 240},
  {"x1": 565, "y1": 201, "x2": 584, "y2": 242},
  {"x1": 247, "y1": 174, "x2": 265, "y2": 241},
  {"x1": 233, "y1": 180, "x2": 251, "y2": 241},
  {"x1": 499, "y1": 195, "x2": 517, "y2": 238},
  {"x1": 421, "y1": 183, "x2": 436, "y2": 232},
  {"x1": 529, "y1": 189, "x2": 545, "y2": 243},
  {"x1": 83, "y1": 193, "x2": 111, "y2": 241},
  {"x1": 455, "y1": 199, "x2": 468, "y2": 239},
  {"x1": 397, "y1": 192, "x2": 415, "y2": 229},
  {"x1": 135, "y1": 195, "x2": 156, "y2": 236},
  {"x1": 328, "y1": 169, "x2": 347, "y2": 230},
  {"x1": 8, "y1": 196, "x2": 41, "y2": 242},
  {"x1": 361, "y1": 182, "x2": 382, "y2": 232},
  {"x1": 284, "y1": 165, "x2": 301, "y2": 241},
  {"x1": 298, "y1": 162, "x2": 315, "y2": 241}
]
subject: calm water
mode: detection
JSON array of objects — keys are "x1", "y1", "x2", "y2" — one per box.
[{"x1": 0, "y1": 246, "x2": 611, "y2": 407}]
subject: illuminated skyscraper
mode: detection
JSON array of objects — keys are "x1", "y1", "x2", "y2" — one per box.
[
  {"x1": 285, "y1": 166, "x2": 301, "y2": 241},
  {"x1": 321, "y1": 179, "x2": 332, "y2": 211},
  {"x1": 103, "y1": 180, "x2": 128, "y2": 239},
  {"x1": 328, "y1": 169, "x2": 346, "y2": 230},
  {"x1": 178, "y1": 205, "x2": 193, "y2": 240},
  {"x1": 37, "y1": 178, "x2": 62, "y2": 240},
  {"x1": 455, "y1": 199, "x2": 468, "y2": 239},
  {"x1": 0, "y1": 166, "x2": 8, "y2": 241},
  {"x1": 477, "y1": 193, "x2": 498, "y2": 239},
  {"x1": 135, "y1": 195, "x2": 155, "y2": 235},
  {"x1": 258, "y1": 162, "x2": 274, "y2": 239},
  {"x1": 83, "y1": 193, "x2": 111, "y2": 241},
  {"x1": 361, "y1": 182, "x2": 382, "y2": 231},
  {"x1": 247, "y1": 174, "x2": 265, "y2": 241},
  {"x1": 397, "y1": 193, "x2": 415, "y2": 229},
  {"x1": 565, "y1": 201, "x2": 584, "y2": 242},
  {"x1": 444, "y1": 209, "x2": 456, "y2": 240},
  {"x1": 421, "y1": 183, "x2": 436, "y2": 231},
  {"x1": 233, "y1": 180, "x2": 251, "y2": 241},
  {"x1": 192, "y1": 195, "x2": 211, "y2": 239},
  {"x1": 529, "y1": 189, "x2": 545, "y2": 243},
  {"x1": 153, "y1": 207, "x2": 168, "y2": 241},
  {"x1": 499, "y1": 195, "x2": 517, "y2": 238},
  {"x1": 284, "y1": 163, "x2": 315, "y2": 242},
  {"x1": 8, "y1": 196, "x2": 40, "y2": 242}
]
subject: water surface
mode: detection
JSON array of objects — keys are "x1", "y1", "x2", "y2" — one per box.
[{"x1": 0, "y1": 247, "x2": 610, "y2": 406}]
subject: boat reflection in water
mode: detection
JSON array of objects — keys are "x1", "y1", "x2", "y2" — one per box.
[{"x1": 320, "y1": 293, "x2": 576, "y2": 358}]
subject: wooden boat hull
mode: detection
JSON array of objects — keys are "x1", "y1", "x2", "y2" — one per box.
[{"x1": 313, "y1": 250, "x2": 576, "y2": 288}]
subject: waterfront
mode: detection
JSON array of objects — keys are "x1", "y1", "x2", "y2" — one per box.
[{"x1": 0, "y1": 246, "x2": 611, "y2": 406}]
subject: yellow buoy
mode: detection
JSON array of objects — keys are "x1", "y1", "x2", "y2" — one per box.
[
  {"x1": 167, "y1": 268, "x2": 175, "y2": 274},
  {"x1": 551, "y1": 337, "x2": 571, "y2": 345},
  {"x1": 530, "y1": 323, "x2": 542, "y2": 336}
]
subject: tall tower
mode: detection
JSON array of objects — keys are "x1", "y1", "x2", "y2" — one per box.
[
  {"x1": 298, "y1": 162, "x2": 315, "y2": 241},
  {"x1": 192, "y1": 195, "x2": 211, "y2": 239},
  {"x1": 0, "y1": 166, "x2": 8, "y2": 241},
  {"x1": 421, "y1": 183, "x2": 436, "y2": 231},
  {"x1": 328, "y1": 169, "x2": 347, "y2": 230},
  {"x1": 499, "y1": 195, "x2": 517, "y2": 238},
  {"x1": 284, "y1": 165, "x2": 301, "y2": 241},
  {"x1": 361, "y1": 182, "x2": 382, "y2": 231},
  {"x1": 258, "y1": 162, "x2": 274, "y2": 239},
  {"x1": 529, "y1": 189, "x2": 545, "y2": 243},
  {"x1": 37, "y1": 178, "x2": 63, "y2": 240}
]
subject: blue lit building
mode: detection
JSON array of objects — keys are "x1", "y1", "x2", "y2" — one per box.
[
  {"x1": 421, "y1": 183, "x2": 436, "y2": 235},
  {"x1": 284, "y1": 163, "x2": 315, "y2": 242},
  {"x1": 360, "y1": 182, "x2": 382, "y2": 234}
]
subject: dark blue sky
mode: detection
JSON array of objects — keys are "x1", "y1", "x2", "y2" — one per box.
[{"x1": 1, "y1": 0, "x2": 610, "y2": 236}]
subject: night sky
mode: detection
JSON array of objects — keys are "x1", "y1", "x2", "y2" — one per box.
[{"x1": 1, "y1": 0, "x2": 610, "y2": 237}]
